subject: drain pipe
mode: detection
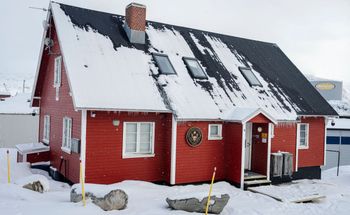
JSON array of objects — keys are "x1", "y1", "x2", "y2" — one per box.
[{"x1": 170, "y1": 115, "x2": 177, "y2": 185}]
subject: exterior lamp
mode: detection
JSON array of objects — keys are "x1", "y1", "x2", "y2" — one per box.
[{"x1": 113, "y1": 120, "x2": 120, "y2": 127}]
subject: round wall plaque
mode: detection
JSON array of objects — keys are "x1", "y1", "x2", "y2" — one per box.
[{"x1": 186, "y1": 127, "x2": 203, "y2": 147}]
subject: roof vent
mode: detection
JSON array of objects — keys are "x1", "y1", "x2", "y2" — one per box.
[{"x1": 123, "y1": 2, "x2": 146, "y2": 44}]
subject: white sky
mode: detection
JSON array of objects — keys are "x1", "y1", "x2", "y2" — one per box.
[{"x1": 0, "y1": 0, "x2": 349, "y2": 92}]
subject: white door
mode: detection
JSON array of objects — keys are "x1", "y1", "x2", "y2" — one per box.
[{"x1": 245, "y1": 123, "x2": 253, "y2": 170}]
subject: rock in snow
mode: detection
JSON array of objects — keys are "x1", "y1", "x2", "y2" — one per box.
[
  {"x1": 93, "y1": 189, "x2": 128, "y2": 211},
  {"x1": 15, "y1": 174, "x2": 50, "y2": 193},
  {"x1": 71, "y1": 188, "x2": 128, "y2": 211},
  {"x1": 166, "y1": 194, "x2": 230, "y2": 214},
  {"x1": 22, "y1": 181, "x2": 45, "y2": 193}
]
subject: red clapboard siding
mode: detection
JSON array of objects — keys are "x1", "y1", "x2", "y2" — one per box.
[
  {"x1": 298, "y1": 117, "x2": 325, "y2": 167},
  {"x1": 249, "y1": 113, "x2": 271, "y2": 124},
  {"x1": 224, "y1": 123, "x2": 242, "y2": 184},
  {"x1": 37, "y1": 22, "x2": 81, "y2": 183},
  {"x1": 27, "y1": 152, "x2": 50, "y2": 163},
  {"x1": 271, "y1": 123, "x2": 298, "y2": 171},
  {"x1": 85, "y1": 112, "x2": 172, "y2": 184},
  {"x1": 175, "y1": 121, "x2": 225, "y2": 184}
]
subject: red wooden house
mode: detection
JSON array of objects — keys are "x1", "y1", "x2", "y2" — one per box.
[{"x1": 31, "y1": 2, "x2": 337, "y2": 188}]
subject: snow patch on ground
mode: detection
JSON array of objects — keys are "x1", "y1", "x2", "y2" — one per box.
[{"x1": 1, "y1": 149, "x2": 350, "y2": 214}]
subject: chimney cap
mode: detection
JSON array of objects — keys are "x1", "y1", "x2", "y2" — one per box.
[{"x1": 126, "y1": 2, "x2": 146, "y2": 9}]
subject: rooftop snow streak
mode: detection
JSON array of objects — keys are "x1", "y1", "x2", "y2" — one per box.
[{"x1": 54, "y1": 3, "x2": 337, "y2": 120}]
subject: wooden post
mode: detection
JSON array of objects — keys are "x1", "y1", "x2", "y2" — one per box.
[
  {"x1": 7, "y1": 150, "x2": 10, "y2": 184},
  {"x1": 80, "y1": 160, "x2": 86, "y2": 206},
  {"x1": 205, "y1": 167, "x2": 216, "y2": 215}
]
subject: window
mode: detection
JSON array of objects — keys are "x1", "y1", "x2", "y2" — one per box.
[
  {"x1": 208, "y1": 124, "x2": 223, "y2": 140},
  {"x1": 43, "y1": 115, "x2": 50, "y2": 144},
  {"x1": 297, "y1": 123, "x2": 309, "y2": 149},
  {"x1": 152, "y1": 53, "x2": 176, "y2": 75},
  {"x1": 54, "y1": 56, "x2": 62, "y2": 101},
  {"x1": 123, "y1": 122, "x2": 155, "y2": 158},
  {"x1": 54, "y1": 56, "x2": 62, "y2": 87},
  {"x1": 183, "y1": 57, "x2": 207, "y2": 79},
  {"x1": 239, "y1": 67, "x2": 262, "y2": 87},
  {"x1": 62, "y1": 117, "x2": 72, "y2": 153}
]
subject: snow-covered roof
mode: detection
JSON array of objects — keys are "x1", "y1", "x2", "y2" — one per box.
[
  {"x1": 224, "y1": 107, "x2": 277, "y2": 124},
  {"x1": 16, "y1": 142, "x2": 50, "y2": 154},
  {"x1": 33, "y1": 3, "x2": 337, "y2": 121},
  {"x1": 0, "y1": 93, "x2": 38, "y2": 114},
  {"x1": 328, "y1": 100, "x2": 350, "y2": 117}
]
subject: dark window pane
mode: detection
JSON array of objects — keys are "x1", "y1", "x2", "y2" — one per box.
[
  {"x1": 239, "y1": 67, "x2": 262, "y2": 87},
  {"x1": 153, "y1": 54, "x2": 176, "y2": 75},
  {"x1": 183, "y1": 57, "x2": 207, "y2": 79}
]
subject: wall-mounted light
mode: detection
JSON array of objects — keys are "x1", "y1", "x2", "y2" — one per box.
[
  {"x1": 331, "y1": 119, "x2": 335, "y2": 127},
  {"x1": 257, "y1": 127, "x2": 263, "y2": 133},
  {"x1": 113, "y1": 120, "x2": 120, "y2": 127},
  {"x1": 90, "y1": 111, "x2": 96, "y2": 118}
]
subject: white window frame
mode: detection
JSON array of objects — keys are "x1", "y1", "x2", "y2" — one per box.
[
  {"x1": 54, "y1": 56, "x2": 62, "y2": 101},
  {"x1": 122, "y1": 122, "x2": 155, "y2": 159},
  {"x1": 208, "y1": 124, "x2": 223, "y2": 140},
  {"x1": 42, "y1": 115, "x2": 50, "y2": 144},
  {"x1": 54, "y1": 56, "x2": 62, "y2": 87},
  {"x1": 61, "y1": 117, "x2": 72, "y2": 154},
  {"x1": 297, "y1": 123, "x2": 309, "y2": 149}
]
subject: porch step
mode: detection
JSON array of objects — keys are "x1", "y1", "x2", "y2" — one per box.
[
  {"x1": 244, "y1": 174, "x2": 267, "y2": 181},
  {"x1": 244, "y1": 179, "x2": 271, "y2": 190}
]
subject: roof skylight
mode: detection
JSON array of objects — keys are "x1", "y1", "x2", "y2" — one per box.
[
  {"x1": 183, "y1": 57, "x2": 207, "y2": 79},
  {"x1": 239, "y1": 67, "x2": 262, "y2": 87},
  {"x1": 152, "y1": 53, "x2": 176, "y2": 75}
]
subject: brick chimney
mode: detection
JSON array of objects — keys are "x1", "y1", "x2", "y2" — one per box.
[{"x1": 123, "y1": 2, "x2": 146, "y2": 44}]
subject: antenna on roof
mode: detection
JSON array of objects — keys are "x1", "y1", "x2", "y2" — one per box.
[
  {"x1": 29, "y1": 6, "x2": 48, "y2": 12},
  {"x1": 3, "y1": 83, "x2": 9, "y2": 92}
]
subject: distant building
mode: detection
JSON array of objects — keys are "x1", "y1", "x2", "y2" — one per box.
[
  {"x1": 0, "y1": 93, "x2": 39, "y2": 148},
  {"x1": 308, "y1": 76, "x2": 350, "y2": 169}
]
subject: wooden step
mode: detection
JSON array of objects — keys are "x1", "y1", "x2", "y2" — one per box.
[
  {"x1": 244, "y1": 175, "x2": 267, "y2": 181},
  {"x1": 244, "y1": 179, "x2": 271, "y2": 189}
]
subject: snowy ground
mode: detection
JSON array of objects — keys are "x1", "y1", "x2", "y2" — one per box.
[{"x1": 0, "y1": 148, "x2": 350, "y2": 215}]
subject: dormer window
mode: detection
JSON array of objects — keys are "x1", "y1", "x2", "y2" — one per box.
[
  {"x1": 239, "y1": 67, "x2": 262, "y2": 87},
  {"x1": 152, "y1": 53, "x2": 176, "y2": 75},
  {"x1": 183, "y1": 57, "x2": 207, "y2": 79}
]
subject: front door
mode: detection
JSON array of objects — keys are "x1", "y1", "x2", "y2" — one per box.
[{"x1": 245, "y1": 123, "x2": 252, "y2": 170}]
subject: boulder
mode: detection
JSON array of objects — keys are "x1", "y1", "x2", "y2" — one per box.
[
  {"x1": 23, "y1": 181, "x2": 44, "y2": 193},
  {"x1": 93, "y1": 190, "x2": 128, "y2": 211},
  {"x1": 70, "y1": 188, "x2": 128, "y2": 211},
  {"x1": 166, "y1": 194, "x2": 230, "y2": 214}
]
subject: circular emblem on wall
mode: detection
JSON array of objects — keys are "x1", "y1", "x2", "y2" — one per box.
[
  {"x1": 186, "y1": 127, "x2": 203, "y2": 147},
  {"x1": 315, "y1": 82, "x2": 336, "y2": 91}
]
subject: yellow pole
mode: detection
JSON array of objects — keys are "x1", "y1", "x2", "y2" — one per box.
[
  {"x1": 80, "y1": 160, "x2": 86, "y2": 206},
  {"x1": 7, "y1": 150, "x2": 10, "y2": 184},
  {"x1": 205, "y1": 167, "x2": 216, "y2": 215}
]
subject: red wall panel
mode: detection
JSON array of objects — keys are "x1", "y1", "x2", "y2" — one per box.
[
  {"x1": 271, "y1": 122, "x2": 297, "y2": 171},
  {"x1": 224, "y1": 123, "x2": 243, "y2": 185},
  {"x1": 175, "y1": 121, "x2": 226, "y2": 184},
  {"x1": 249, "y1": 113, "x2": 271, "y2": 124},
  {"x1": 85, "y1": 112, "x2": 172, "y2": 184},
  {"x1": 298, "y1": 117, "x2": 325, "y2": 167},
  {"x1": 37, "y1": 23, "x2": 81, "y2": 183}
]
